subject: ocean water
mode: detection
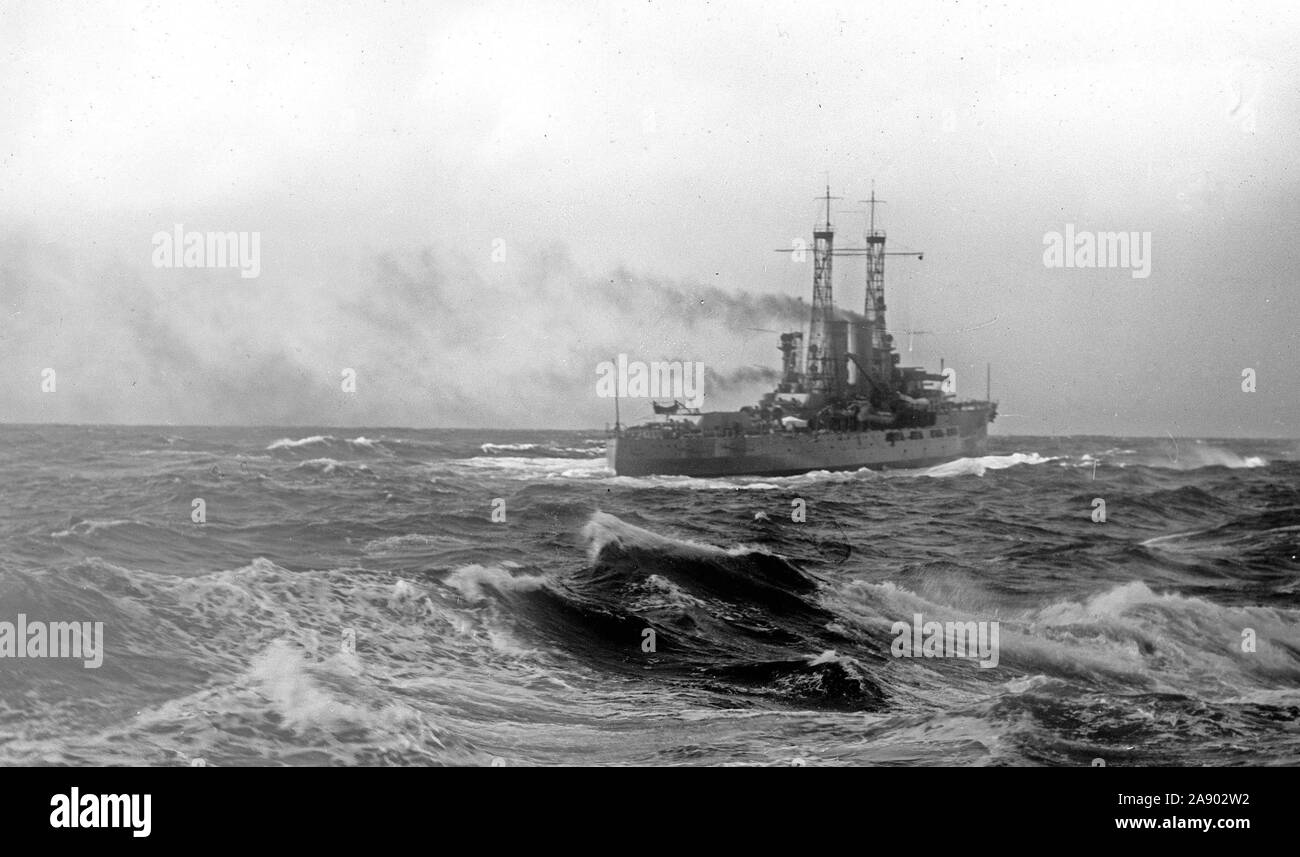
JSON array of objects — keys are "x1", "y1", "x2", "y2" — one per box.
[{"x1": 0, "y1": 426, "x2": 1297, "y2": 766}]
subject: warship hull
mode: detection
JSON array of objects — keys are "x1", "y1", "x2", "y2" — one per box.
[{"x1": 609, "y1": 403, "x2": 992, "y2": 477}]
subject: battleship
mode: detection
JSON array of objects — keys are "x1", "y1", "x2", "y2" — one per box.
[{"x1": 607, "y1": 186, "x2": 997, "y2": 477}]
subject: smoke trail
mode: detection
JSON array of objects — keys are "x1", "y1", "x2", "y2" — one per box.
[
  {"x1": 704, "y1": 365, "x2": 781, "y2": 392},
  {"x1": 0, "y1": 233, "x2": 809, "y2": 427}
]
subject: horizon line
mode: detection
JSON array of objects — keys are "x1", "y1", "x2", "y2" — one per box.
[{"x1": 0, "y1": 422, "x2": 1295, "y2": 442}]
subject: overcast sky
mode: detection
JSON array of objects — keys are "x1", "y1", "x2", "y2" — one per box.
[{"x1": 2, "y1": 0, "x2": 1297, "y2": 435}]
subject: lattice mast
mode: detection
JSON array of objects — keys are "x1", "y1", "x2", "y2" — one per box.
[
  {"x1": 862, "y1": 186, "x2": 892, "y2": 381},
  {"x1": 807, "y1": 185, "x2": 841, "y2": 394},
  {"x1": 856, "y1": 185, "x2": 924, "y2": 389}
]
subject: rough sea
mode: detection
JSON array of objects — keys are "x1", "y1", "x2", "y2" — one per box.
[{"x1": 1, "y1": 426, "x2": 1296, "y2": 766}]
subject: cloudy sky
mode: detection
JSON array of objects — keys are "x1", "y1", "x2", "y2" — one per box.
[{"x1": 2, "y1": 0, "x2": 1297, "y2": 435}]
